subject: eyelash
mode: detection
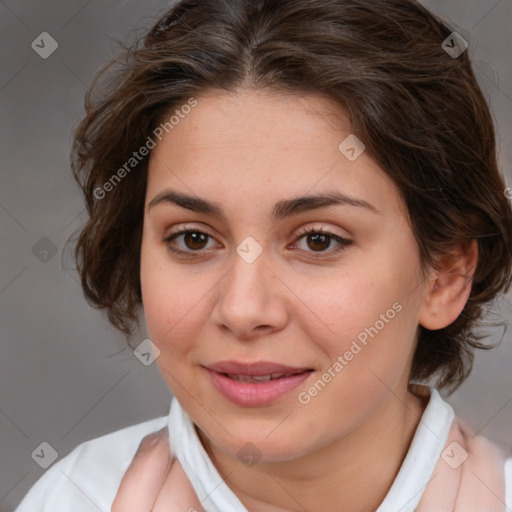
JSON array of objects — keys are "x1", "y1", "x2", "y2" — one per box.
[{"x1": 162, "y1": 224, "x2": 352, "y2": 259}]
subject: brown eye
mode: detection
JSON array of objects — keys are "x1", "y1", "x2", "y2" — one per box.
[
  {"x1": 163, "y1": 229, "x2": 216, "y2": 255},
  {"x1": 305, "y1": 232, "x2": 332, "y2": 252},
  {"x1": 181, "y1": 232, "x2": 209, "y2": 250},
  {"x1": 293, "y1": 227, "x2": 352, "y2": 257}
]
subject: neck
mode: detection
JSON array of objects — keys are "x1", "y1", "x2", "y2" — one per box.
[{"x1": 198, "y1": 388, "x2": 428, "y2": 512}]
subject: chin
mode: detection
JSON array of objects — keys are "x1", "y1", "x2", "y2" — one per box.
[
  {"x1": 223, "y1": 437, "x2": 310, "y2": 465},
  {"x1": 202, "y1": 418, "x2": 314, "y2": 463}
]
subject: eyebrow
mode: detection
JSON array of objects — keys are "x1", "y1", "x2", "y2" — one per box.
[{"x1": 148, "y1": 189, "x2": 380, "y2": 221}]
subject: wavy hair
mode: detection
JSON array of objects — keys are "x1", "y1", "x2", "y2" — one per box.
[{"x1": 69, "y1": 0, "x2": 512, "y2": 393}]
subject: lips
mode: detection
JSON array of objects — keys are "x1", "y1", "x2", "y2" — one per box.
[
  {"x1": 205, "y1": 360, "x2": 313, "y2": 377},
  {"x1": 225, "y1": 372, "x2": 297, "y2": 382},
  {"x1": 203, "y1": 361, "x2": 314, "y2": 406}
]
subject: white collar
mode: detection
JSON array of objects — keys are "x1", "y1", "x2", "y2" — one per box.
[
  {"x1": 168, "y1": 397, "x2": 247, "y2": 511},
  {"x1": 167, "y1": 387, "x2": 455, "y2": 512},
  {"x1": 376, "y1": 387, "x2": 455, "y2": 511}
]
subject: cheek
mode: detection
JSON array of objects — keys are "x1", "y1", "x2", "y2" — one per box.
[
  {"x1": 140, "y1": 242, "x2": 191, "y2": 345},
  {"x1": 140, "y1": 241, "x2": 222, "y2": 364},
  {"x1": 292, "y1": 262, "x2": 410, "y2": 352},
  {"x1": 301, "y1": 255, "x2": 421, "y2": 390}
]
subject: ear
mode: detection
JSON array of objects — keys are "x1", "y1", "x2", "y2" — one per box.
[{"x1": 418, "y1": 239, "x2": 478, "y2": 330}]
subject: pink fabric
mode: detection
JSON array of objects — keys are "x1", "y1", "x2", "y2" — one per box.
[{"x1": 416, "y1": 417, "x2": 507, "y2": 511}]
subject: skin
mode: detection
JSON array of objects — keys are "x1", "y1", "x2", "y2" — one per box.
[{"x1": 112, "y1": 88, "x2": 477, "y2": 511}]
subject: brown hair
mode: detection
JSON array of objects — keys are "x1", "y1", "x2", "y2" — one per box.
[{"x1": 70, "y1": 0, "x2": 512, "y2": 393}]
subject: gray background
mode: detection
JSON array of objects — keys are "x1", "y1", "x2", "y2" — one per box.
[{"x1": 1, "y1": 1, "x2": 511, "y2": 510}]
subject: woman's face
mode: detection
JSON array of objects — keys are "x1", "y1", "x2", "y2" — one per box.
[{"x1": 140, "y1": 88, "x2": 429, "y2": 463}]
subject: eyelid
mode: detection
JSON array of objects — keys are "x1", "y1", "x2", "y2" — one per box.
[
  {"x1": 164, "y1": 223, "x2": 216, "y2": 241},
  {"x1": 163, "y1": 223, "x2": 218, "y2": 248},
  {"x1": 293, "y1": 223, "x2": 349, "y2": 240}
]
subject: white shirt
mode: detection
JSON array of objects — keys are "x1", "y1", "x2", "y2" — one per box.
[{"x1": 15, "y1": 388, "x2": 512, "y2": 512}]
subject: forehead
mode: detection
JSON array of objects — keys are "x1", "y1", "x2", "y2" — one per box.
[
  {"x1": 145, "y1": 88, "x2": 404, "y2": 219},
  {"x1": 153, "y1": 88, "x2": 351, "y2": 155}
]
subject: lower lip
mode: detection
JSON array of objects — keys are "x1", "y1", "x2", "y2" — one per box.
[{"x1": 206, "y1": 369, "x2": 312, "y2": 407}]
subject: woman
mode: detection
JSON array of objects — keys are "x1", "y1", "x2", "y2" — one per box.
[{"x1": 15, "y1": 0, "x2": 512, "y2": 510}]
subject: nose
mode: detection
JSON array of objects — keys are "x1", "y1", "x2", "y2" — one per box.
[{"x1": 210, "y1": 246, "x2": 289, "y2": 340}]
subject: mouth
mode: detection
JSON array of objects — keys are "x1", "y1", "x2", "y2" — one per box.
[
  {"x1": 205, "y1": 360, "x2": 313, "y2": 375},
  {"x1": 220, "y1": 371, "x2": 312, "y2": 383},
  {"x1": 203, "y1": 361, "x2": 314, "y2": 407}
]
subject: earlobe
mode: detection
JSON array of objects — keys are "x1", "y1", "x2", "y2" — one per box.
[{"x1": 418, "y1": 239, "x2": 478, "y2": 330}]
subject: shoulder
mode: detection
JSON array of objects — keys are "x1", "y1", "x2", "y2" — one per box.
[
  {"x1": 14, "y1": 414, "x2": 168, "y2": 512},
  {"x1": 456, "y1": 417, "x2": 512, "y2": 508}
]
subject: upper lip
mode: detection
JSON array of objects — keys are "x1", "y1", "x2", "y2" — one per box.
[{"x1": 205, "y1": 361, "x2": 313, "y2": 376}]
